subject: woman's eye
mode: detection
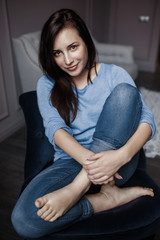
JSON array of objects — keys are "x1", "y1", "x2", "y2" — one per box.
[
  {"x1": 70, "y1": 45, "x2": 77, "y2": 50},
  {"x1": 53, "y1": 51, "x2": 61, "y2": 57}
]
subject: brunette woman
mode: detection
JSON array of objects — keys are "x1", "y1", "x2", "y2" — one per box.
[{"x1": 11, "y1": 9, "x2": 155, "y2": 238}]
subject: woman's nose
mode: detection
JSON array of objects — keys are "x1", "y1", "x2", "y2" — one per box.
[{"x1": 64, "y1": 53, "x2": 73, "y2": 65}]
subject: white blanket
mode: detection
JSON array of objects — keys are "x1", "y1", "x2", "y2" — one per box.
[{"x1": 140, "y1": 87, "x2": 160, "y2": 158}]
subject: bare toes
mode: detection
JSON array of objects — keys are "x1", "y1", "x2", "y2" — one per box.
[
  {"x1": 35, "y1": 196, "x2": 46, "y2": 208},
  {"x1": 41, "y1": 208, "x2": 53, "y2": 219},
  {"x1": 144, "y1": 187, "x2": 153, "y2": 191},
  {"x1": 45, "y1": 211, "x2": 56, "y2": 221},
  {"x1": 37, "y1": 203, "x2": 49, "y2": 217},
  {"x1": 49, "y1": 213, "x2": 60, "y2": 222},
  {"x1": 143, "y1": 187, "x2": 154, "y2": 197}
]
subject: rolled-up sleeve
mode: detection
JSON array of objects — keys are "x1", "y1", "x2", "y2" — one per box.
[
  {"x1": 111, "y1": 65, "x2": 156, "y2": 140},
  {"x1": 139, "y1": 92, "x2": 156, "y2": 140},
  {"x1": 36, "y1": 75, "x2": 73, "y2": 146}
]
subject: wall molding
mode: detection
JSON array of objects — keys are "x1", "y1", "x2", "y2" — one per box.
[{"x1": 0, "y1": 55, "x2": 9, "y2": 121}]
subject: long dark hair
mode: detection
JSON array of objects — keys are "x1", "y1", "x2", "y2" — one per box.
[{"x1": 39, "y1": 9, "x2": 97, "y2": 125}]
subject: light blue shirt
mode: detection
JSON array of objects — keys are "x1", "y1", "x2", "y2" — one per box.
[{"x1": 37, "y1": 64, "x2": 156, "y2": 161}]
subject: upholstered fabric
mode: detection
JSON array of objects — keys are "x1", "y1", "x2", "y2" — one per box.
[
  {"x1": 19, "y1": 91, "x2": 160, "y2": 240},
  {"x1": 19, "y1": 91, "x2": 54, "y2": 190}
]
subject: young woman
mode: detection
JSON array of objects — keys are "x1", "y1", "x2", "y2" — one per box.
[{"x1": 11, "y1": 9, "x2": 156, "y2": 238}]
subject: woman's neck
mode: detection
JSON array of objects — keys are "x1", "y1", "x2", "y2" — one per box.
[{"x1": 73, "y1": 62, "x2": 100, "y2": 90}]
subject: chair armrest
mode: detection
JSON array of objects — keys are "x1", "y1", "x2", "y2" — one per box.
[
  {"x1": 12, "y1": 31, "x2": 42, "y2": 93},
  {"x1": 12, "y1": 31, "x2": 41, "y2": 66},
  {"x1": 95, "y1": 42, "x2": 134, "y2": 64}
]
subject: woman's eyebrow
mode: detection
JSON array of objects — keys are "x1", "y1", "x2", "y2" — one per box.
[
  {"x1": 67, "y1": 42, "x2": 78, "y2": 48},
  {"x1": 53, "y1": 42, "x2": 78, "y2": 51},
  {"x1": 52, "y1": 49, "x2": 60, "y2": 54}
]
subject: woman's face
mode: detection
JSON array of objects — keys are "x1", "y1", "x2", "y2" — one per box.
[{"x1": 52, "y1": 27, "x2": 88, "y2": 79}]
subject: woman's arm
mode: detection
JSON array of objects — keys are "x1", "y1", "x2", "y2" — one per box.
[
  {"x1": 121, "y1": 122, "x2": 151, "y2": 163},
  {"x1": 54, "y1": 128, "x2": 94, "y2": 165},
  {"x1": 84, "y1": 122, "x2": 152, "y2": 184},
  {"x1": 54, "y1": 128, "x2": 117, "y2": 185}
]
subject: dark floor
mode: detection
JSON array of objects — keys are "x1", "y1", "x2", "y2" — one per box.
[
  {"x1": 0, "y1": 68, "x2": 160, "y2": 240},
  {"x1": 0, "y1": 128, "x2": 26, "y2": 240}
]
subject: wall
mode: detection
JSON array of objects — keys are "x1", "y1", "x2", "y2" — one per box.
[
  {"x1": 86, "y1": 0, "x2": 111, "y2": 42},
  {"x1": 0, "y1": 0, "x2": 24, "y2": 142},
  {"x1": 6, "y1": 0, "x2": 89, "y2": 38},
  {"x1": 108, "y1": 0, "x2": 160, "y2": 72}
]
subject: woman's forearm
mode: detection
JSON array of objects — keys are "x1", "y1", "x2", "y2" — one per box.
[
  {"x1": 54, "y1": 128, "x2": 94, "y2": 165},
  {"x1": 120, "y1": 122, "x2": 152, "y2": 165}
]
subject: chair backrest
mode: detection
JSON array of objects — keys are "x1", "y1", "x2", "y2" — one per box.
[{"x1": 19, "y1": 91, "x2": 55, "y2": 187}]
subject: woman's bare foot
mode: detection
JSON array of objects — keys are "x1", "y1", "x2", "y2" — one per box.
[
  {"x1": 35, "y1": 168, "x2": 91, "y2": 222},
  {"x1": 35, "y1": 184, "x2": 79, "y2": 222},
  {"x1": 86, "y1": 184, "x2": 154, "y2": 213}
]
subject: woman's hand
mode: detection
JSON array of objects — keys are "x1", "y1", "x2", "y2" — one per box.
[{"x1": 84, "y1": 149, "x2": 127, "y2": 185}]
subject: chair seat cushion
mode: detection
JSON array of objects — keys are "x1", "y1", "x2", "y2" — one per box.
[{"x1": 29, "y1": 169, "x2": 160, "y2": 240}]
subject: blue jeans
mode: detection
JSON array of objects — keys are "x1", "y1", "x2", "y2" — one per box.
[{"x1": 11, "y1": 83, "x2": 142, "y2": 238}]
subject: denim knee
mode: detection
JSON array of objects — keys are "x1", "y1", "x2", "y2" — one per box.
[
  {"x1": 11, "y1": 206, "x2": 32, "y2": 238},
  {"x1": 93, "y1": 83, "x2": 142, "y2": 147},
  {"x1": 112, "y1": 83, "x2": 141, "y2": 108},
  {"x1": 11, "y1": 207, "x2": 50, "y2": 238}
]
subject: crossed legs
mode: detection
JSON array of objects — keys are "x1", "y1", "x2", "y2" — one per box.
[{"x1": 35, "y1": 84, "x2": 154, "y2": 222}]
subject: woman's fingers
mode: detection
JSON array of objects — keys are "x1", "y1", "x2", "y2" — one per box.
[
  {"x1": 114, "y1": 172, "x2": 123, "y2": 179},
  {"x1": 83, "y1": 162, "x2": 99, "y2": 174},
  {"x1": 87, "y1": 166, "x2": 101, "y2": 176},
  {"x1": 92, "y1": 176, "x2": 108, "y2": 183},
  {"x1": 86, "y1": 153, "x2": 103, "y2": 161},
  {"x1": 87, "y1": 172, "x2": 104, "y2": 180},
  {"x1": 90, "y1": 175, "x2": 114, "y2": 185}
]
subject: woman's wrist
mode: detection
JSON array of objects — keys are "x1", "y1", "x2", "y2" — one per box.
[
  {"x1": 117, "y1": 123, "x2": 152, "y2": 167},
  {"x1": 117, "y1": 145, "x2": 132, "y2": 166}
]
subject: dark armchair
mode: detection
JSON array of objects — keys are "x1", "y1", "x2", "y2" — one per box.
[{"x1": 19, "y1": 91, "x2": 160, "y2": 240}]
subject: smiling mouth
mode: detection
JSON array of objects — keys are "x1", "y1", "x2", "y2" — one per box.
[{"x1": 67, "y1": 63, "x2": 79, "y2": 71}]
